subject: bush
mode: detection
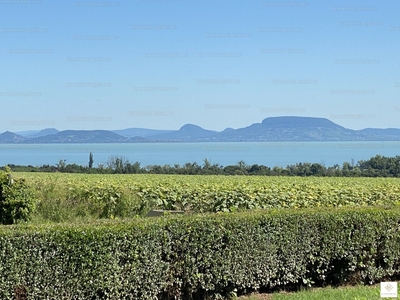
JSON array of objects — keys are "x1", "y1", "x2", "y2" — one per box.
[
  {"x1": 0, "y1": 207, "x2": 399, "y2": 299},
  {"x1": 0, "y1": 167, "x2": 37, "y2": 224}
]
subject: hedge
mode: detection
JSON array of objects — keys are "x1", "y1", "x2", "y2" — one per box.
[{"x1": 0, "y1": 207, "x2": 399, "y2": 299}]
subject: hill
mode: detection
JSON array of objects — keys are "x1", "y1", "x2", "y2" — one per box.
[
  {"x1": 112, "y1": 128, "x2": 173, "y2": 138},
  {"x1": 0, "y1": 131, "x2": 27, "y2": 143},
  {"x1": 1, "y1": 116, "x2": 400, "y2": 143},
  {"x1": 149, "y1": 124, "x2": 218, "y2": 141},
  {"x1": 24, "y1": 130, "x2": 133, "y2": 143}
]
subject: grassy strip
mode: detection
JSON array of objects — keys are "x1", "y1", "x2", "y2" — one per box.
[{"x1": 239, "y1": 283, "x2": 399, "y2": 299}]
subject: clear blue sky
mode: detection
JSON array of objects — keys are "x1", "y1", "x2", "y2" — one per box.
[{"x1": 1, "y1": 0, "x2": 399, "y2": 132}]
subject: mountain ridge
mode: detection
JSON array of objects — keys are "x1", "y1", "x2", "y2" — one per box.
[{"x1": 1, "y1": 116, "x2": 400, "y2": 143}]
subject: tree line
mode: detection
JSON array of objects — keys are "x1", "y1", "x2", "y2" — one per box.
[{"x1": 3, "y1": 153, "x2": 400, "y2": 177}]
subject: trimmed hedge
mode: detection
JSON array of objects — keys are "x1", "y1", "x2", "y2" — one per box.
[{"x1": 0, "y1": 207, "x2": 400, "y2": 299}]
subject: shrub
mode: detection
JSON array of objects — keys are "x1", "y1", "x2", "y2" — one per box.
[{"x1": 0, "y1": 167, "x2": 37, "y2": 224}]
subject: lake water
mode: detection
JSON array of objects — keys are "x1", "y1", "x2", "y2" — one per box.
[{"x1": 0, "y1": 142, "x2": 399, "y2": 168}]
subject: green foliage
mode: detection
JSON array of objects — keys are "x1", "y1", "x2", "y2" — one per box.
[
  {"x1": 18, "y1": 173, "x2": 400, "y2": 223},
  {"x1": 0, "y1": 208, "x2": 399, "y2": 299},
  {"x1": 6, "y1": 154, "x2": 400, "y2": 177},
  {"x1": 89, "y1": 152, "x2": 94, "y2": 168},
  {"x1": 0, "y1": 168, "x2": 37, "y2": 224},
  {"x1": 27, "y1": 173, "x2": 143, "y2": 223}
]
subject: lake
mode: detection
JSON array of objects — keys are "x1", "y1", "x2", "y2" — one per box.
[{"x1": 0, "y1": 142, "x2": 398, "y2": 168}]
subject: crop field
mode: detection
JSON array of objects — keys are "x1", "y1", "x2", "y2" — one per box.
[{"x1": 17, "y1": 172, "x2": 400, "y2": 223}]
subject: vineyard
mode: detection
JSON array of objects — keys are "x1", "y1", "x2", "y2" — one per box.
[{"x1": 17, "y1": 172, "x2": 400, "y2": 223}]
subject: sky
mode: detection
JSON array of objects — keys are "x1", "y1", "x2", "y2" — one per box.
[{"x1": 0, "y1": 0, "x2": 399, "y2": 133}]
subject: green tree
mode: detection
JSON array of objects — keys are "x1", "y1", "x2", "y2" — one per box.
[
  {"x1": 88, "y1": 152, "x2": 94, "y2": 168},
  {"x1": 310, "y1": 163, "x2": 326, "y2": 176},
  {"x1": 203, "y1": 158, "x2": 211, "y2": 169},
  {"x1": 56, "y1": 159, "x2": 66, "y2": 171},
  {"x1": 237, "y1": 160, "x2": 246, "y2": 170}
]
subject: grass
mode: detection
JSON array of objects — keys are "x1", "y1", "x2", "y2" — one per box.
[{"x1": 237, "y1": 283, "x2": 399, "y2": 299}]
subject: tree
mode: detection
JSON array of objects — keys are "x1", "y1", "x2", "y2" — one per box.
[
  {"x1": 97, "y1": 163, "x2": 106, "y2": 174},
  {"x1": 115, "y1": 157, "x2": 124, "y2": 173},
  {"x1": 248, "y1": 164, "x2": 270, "y2": 175},
  {"x1": 88, "y1": 152, "x2": 94, "y2": 168},
  {"x1": 310, "y1": 163, "x2": 326, "y2": 176},
  {"x1": 237, "y1": 160, "x2": 246, "y2": 170},
  {"x1": 106, "y1": 155, "x2": 129, "y2": 173},
  {"x1": 56, "y1": 159, "x2": 66, "y2": 171},
  {"x1": 342, "y1": 162, "x2": 351, "y2": 176},
  {"x1": 203, "y1": 158, "x2": 211, "y2": 170}
]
